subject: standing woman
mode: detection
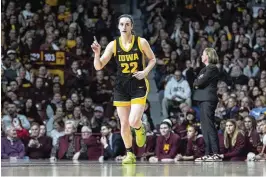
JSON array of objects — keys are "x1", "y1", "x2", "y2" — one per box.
[
  {"x1": 91, "y1": 14, "x2": 156, "y2": 164},
  {"x1": 193, "y1": 48, "x2": 221, "y2": 161}
]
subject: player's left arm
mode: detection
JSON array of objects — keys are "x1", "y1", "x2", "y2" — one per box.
[
  {"x1": 133, "y1": 38, "x2": 156, "y2": 80},
  {"x1": 140, "y1": 37, "x2": 156, "y2": 75}
]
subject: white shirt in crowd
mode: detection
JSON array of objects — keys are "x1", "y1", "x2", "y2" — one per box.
[{"x1": 164, "y1": 77, "x2": 191, "y2": 102}]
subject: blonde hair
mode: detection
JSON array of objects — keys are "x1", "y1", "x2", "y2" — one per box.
[
  {"x1": 65, "y1": 120, "x2": 76, "y2": 130},
  {"x1": 224, "y1": 119, "x2": 241, "y2": 148},
  {"x1": 204, "y1": 48, "x2": 219, "y2": 64},
  {"x1": 81, "y1": 126, "x2": 92, "y2": 133}
]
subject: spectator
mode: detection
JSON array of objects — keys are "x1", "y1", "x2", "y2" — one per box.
[
  {"x1": 2, "y1": 103, "x2": 30, "y2": 130},
  {"x1": 81, "y1": 97, "x2": 94, "y2": 119},
  {"x1": 90, "y1": 106, "x2": 109, "y2": 133},
  {"x1": 80, "y1": 126, "x2": 102, "y2": 160},
  {"x1": 50, "y1": 121, "x2": 87, "y2": 160},
  {"x1": 162, "y1": 70, "x2": 191, "y2": 119},
  {"x1": 1, "y1": 126, "x2": 25, "y2": 159},
  {"x1": 255, "y1": 123, "x2": 266, "y2": 160},
  {"x1": 149, "y1": 120, "x2": 181, "y2": 162},
  {"x1": 244, "y1": 116, "x2": 261, "y2": 154},
  {"x1": 26, "y1": 123, "x2": 52, "y2": 159},
  {"x1": 185, "y1": 109, "x2": 200, "y2": 127},
  {"x1": 225, "y1": 97, "x2": 239, "y2": 119},
  {"x1": 21, "y1": 98, "x2": 43, "y2": 125},
  {"x1": 243, "y1": 57, "x2": 260, "y2": 78},
  {"x1": 50, "y1": 119, "x2": 65, "y2": 147},
  {"x1": 175, "y1": 125, "x2": 205, "y2": 161},
  {"x1": 100, "y1": 124, "x2": 125, "y2": 161},
  {"x1": 218, "y1": 119, "x2": 247, "y2": 161},
  {"x1": 250, "y1": 96, "x2": 266, "y2": 119}
]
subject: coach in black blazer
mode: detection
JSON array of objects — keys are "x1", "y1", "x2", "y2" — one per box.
[{"x1": 193, "y1": 48, "x2": 220, "y2": 161}]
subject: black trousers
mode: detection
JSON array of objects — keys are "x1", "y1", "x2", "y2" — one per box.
[{"x1": 198, "y1": 101, "x2": 219, "y2": 155}]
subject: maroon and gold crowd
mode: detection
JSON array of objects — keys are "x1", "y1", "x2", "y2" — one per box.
[{"x1": 1, "y1": 0, "x2": 266, "y2": 161}]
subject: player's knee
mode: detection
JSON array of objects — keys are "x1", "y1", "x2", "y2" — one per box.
[{"x1": 129, "y1": 116, "x2": 141, "y2": 128}]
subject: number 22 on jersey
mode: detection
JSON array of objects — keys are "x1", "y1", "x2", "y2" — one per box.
[{"x1": 121, "y1": 62, "x2": 138, "y2": 73}]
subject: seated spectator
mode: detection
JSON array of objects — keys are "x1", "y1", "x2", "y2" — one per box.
[
  {"x1": 22, "y1": 98, "x2": 43, "y2": 125},
  {"x1": 91, "y1": 106, "x2": 109, "y2": 133},
  {"x1": 39, "y1": 124, "x2": 47, "y2": 137},
  {"x1": 171, "y1": 113, "x2": 187, "y2": 139},
  {"x1": 162, "y1": 70, "x2": 191, "y2": 119},
  {"x1": 13, "y1": 118, "x2": 30, "y2": 143},
  {"x1": 238, "y1": 107, "x2": 250, "y2": 119},
  {"x1": 100, "y1": 124, "x2": 125, "y2": 161},
  {"x1": 243, "y1": 58, "x2": 260, "y2": 78},
  {"x1": 1, "y1": 126, "x2": 25, "y2": 159},
  {"x1": 50, "y1": 121, "x2": 87, "y2": 160},
  {"x1": 225, "y1": 97, "x2": 239, "y2": 119},
  {"x1": 218, "y1": 119, "x2": 247, "y2": 161},
  {"x1": 108, "y1": 117, "x2": 120, "y2": 133},
  {"x1": 80, "y1": 126, "x2": 102, "y2": 160},
  {"x1": 69, "y1": 106, "x2": 90, "y2": 133},
  {"x1": 2, "y1": 103, "x2": 30, "y2": 130},
  {"x1": 46, "y1": 107, "x2": 65, "y2": 135},
  {"x1": 175, "y1": 125, "x2": 205, "y2": 161},
  {"x1": 250, "y1": 96, "x2": 266, "y2": 119},
  {"x1": 149, "y1": 119, "x2": 181, "y2": 162},
  {"x1": 81, "y1": 97, "x2": 94, "y2": 119},
  {"x1": 185, "y1": 109, "x2": 200, "y2": 127},
  {"x1": 26, "y1": 123, "x2": 52, "y2": 159},
  {"x1": 244, "y1": 116, "x2": 261, "y2": 154},
  {"x1": 50, "y1": 119, "x2": 65, "y2": 147}
]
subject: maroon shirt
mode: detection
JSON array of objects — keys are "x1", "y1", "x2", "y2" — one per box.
[
  {"x1": 26, "y1": 136, "x2": 52, "y2": 159},
  {"x1": 223, "y1": 132, "x2": 247, "y2": 161},
  {"x1": 156, "y1": 132, "x2": 181, "y2": 160},
  {"x1": 186, "y1": 135, "x2": 205, "y2": 159},
  {"x1": 245, "y1": 129, "x2": 261, "y2": 154},
  {"x1": 83, "y1": 136, "x2": 102, "y2": 160}
]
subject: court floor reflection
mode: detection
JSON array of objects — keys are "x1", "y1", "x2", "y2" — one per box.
[{"x1": 1, "y1": 160, "x2": 266, "y2": 176}]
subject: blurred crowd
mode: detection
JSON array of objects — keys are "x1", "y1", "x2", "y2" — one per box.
[{"x1": 1, "y1": 0, "x2": 266, "y2": 162}]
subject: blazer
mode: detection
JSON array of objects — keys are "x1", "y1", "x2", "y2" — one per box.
[
  {"x1": 193, "y1": 64, "x2": 219, "y2": 102},
  {"x1": 103, "y1": 133, "x2": 125, "y2": 160}
]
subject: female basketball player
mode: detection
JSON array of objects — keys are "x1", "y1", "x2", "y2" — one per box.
[{"x1": 91, "y1": 14, "x2": 156, "y2": 164}]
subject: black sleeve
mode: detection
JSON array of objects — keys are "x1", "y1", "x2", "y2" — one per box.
[{"x1": 193, "y1": 66, "x2": 218, "y2": 88}]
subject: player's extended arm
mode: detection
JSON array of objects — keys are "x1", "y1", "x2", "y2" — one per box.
[
  {"x1": 92, "y1": 37, "x2": 114, "y2": 70},
  {"x1": 140, "y1": 38, "x2": 156, "y2": 75}
]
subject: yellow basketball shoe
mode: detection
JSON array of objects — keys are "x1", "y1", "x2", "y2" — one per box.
[
  {"x1": 135, "y1": 124, "x2": 146, "y2": 147},
  {"x1": 122, "y1": 152, "x2": 136, "y2": 164}
]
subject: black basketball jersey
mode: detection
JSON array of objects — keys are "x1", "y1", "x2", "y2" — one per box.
[{"x1": 113, "y1": 35, "x2": 144, "y2": 78}]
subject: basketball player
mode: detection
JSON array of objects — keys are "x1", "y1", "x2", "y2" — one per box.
[{"x1": 91, "y1": 14, "x2": 156, "y2": 164}]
